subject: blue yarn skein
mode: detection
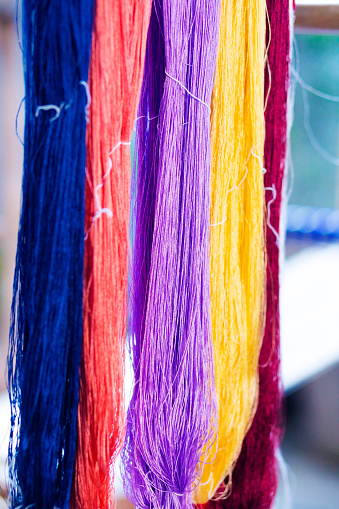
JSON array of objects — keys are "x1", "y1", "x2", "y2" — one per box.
[{"x1": 7, "y1": 1, "x2": 94, "y2": 508}]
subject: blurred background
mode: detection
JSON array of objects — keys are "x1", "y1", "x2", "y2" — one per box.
[{"x1": 0, "y1": 1, "x2": 339, "y2": 508}]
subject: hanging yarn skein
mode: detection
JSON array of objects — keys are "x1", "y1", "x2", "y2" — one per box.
[
  {"x1": 193, "y1": 0, "x2": 266, "y2": 503},
  {"x1": 71, "y1": 1, "x2": 151, "y2": 509},
  {"x1": 7, "y1": 1, "x2": 93, "y2": 508},
  {"x1": 211, "y1": 2, "x2": 290, "y2": 507},
  {"x1": 121, "y1": 1, "x2": 220, "y2": 508}
]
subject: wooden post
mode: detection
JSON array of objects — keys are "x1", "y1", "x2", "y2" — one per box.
[{"x1": 295, "y1": 2, "x2": 339, "y2": 33}]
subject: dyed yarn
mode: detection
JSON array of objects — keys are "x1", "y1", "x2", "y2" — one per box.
[
  {"x1": 193, "y1": 0, "x2": 267, "y2": 503},
  {"x1": 215, "y1": 2, "x2": 290, "y2": 507},
  {"x1": 7, "y1": 1, "x2": 93, "y2": 508},
  {"x1": 200, "y1": 2, "x2": 291, "y2": 508},
  {"x1": 121, "y1": 1, "x2": 220, "y2": 508},
  {"x1": 71, "y1": 2, "x2": 151, "y2": 509}
]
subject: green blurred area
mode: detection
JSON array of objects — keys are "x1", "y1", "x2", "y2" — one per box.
[{"x1": 290, "y1": 34, "x2": 339, "y2": 209}]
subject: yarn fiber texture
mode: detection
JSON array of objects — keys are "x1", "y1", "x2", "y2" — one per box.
[
  {"x1": 121, "y1": 1, "x2": 220, "y2": 508},
  {"x1": 199, "y1": 1, "x2": 291, "y2": 507},
  {"x1": 7, "y1": 1, "x2": 94, "y2": 507},
  {"x1": 71, "y1": 1, "x2": 151, "y2": 508},
  {"x1": 218, "y1": 1, "x2": 290, "y2": 507},
  {"x1": 193, "y1": 0, "x2": 267, "y2": 503}
]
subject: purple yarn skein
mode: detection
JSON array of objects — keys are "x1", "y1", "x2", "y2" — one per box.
[{"x1": 121, "y1": 1, "x2": 220, "y2": 509}]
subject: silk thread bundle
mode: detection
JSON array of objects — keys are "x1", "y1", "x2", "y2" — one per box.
[
  {"x1": 213, "y1": 2, "x2": 290, "y2": 507},
  {"x1": 200, "y1": 2, "x2": 291, "y2": 508},
  {"x1": 193, "y1": 0, "x2": 267, "y2": 503},
  {"x1": 7, "y1": 1, "x2": 93, "y2": 508},
  {"x1": 70, "y1": 2, "x2": 151, "y2": 509},
  {"x1": 121, "y1": 1, "x2": 220, "y2": 508}
]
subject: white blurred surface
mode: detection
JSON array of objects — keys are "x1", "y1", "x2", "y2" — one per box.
[
  {"x1": 281, "y1": 243, "x2": 339, "y2": 391},
  {"x1": 0, "y1": 391, "x2": 9, "y2": 499}
]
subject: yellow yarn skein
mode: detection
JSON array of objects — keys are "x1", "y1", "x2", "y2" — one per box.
[{"x1": 193, "y1": 0, "x2": 266, "y2": 503}]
